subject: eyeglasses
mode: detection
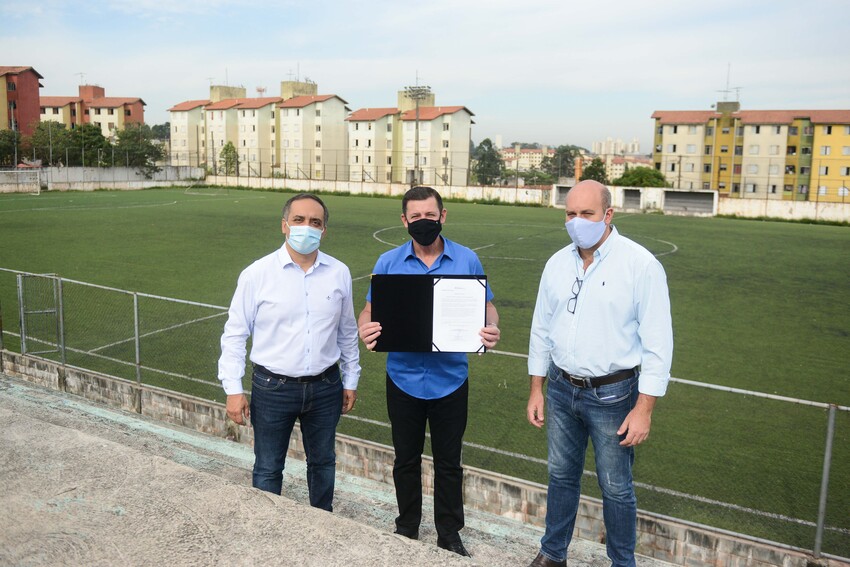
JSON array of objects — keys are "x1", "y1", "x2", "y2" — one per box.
[{"x1": 567, "y1": 277, "x2": 583, "y2": 314}]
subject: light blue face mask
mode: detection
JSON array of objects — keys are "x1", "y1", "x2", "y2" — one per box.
[
  {"x1": 286, "y1": 223, "x2": 323, "y2": 255},
  {"x1": 565, "y1": 217, "x2": 606, "y2": 249}
]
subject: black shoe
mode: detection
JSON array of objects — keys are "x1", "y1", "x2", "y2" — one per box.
[
  {"x1": 437, "y1": 536, "x2": 471, "y2": 557},
  {"x1": 393, "y1": 528, "x2": 419, "y2": 540},
  {"x1": 528, "y1": 551, "x2": 566, "y2": 567}
]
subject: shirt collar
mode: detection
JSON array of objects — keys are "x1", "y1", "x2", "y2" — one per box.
[
  {"x1": 277, "y1": 243, "x2": 328, "y2": 270},
  {"x1": 569, "y1": 225, "x2": 619, "y2": 261},
  {"x1": 402, "y1": 236, "x2": 454, "y2": 261}
]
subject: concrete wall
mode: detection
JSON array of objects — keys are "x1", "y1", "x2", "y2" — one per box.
[
  {"x1": 2, "y1": 350, "x2": 844, "y2": 567},
  {"x1": 42, "y1": 166, "x2": 204, "y2": 191}
]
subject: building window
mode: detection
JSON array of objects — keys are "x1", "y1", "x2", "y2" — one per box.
[
  {"x1": 706, "y1": 126, "x2": 714, "y2": 136},
  {"x1": 820, "y1": 146, "x2": 831, "y2": 155},
  {"x1": 719, "y1": 163, "x2": 728, "y2": 172},
  {"x1": 733, "y1": 164, "x2": 742, "y2": 174},
  {"x1": 736, "y1": 127, "x2": 744, "y2": 136},
  {"x1": 671, "y1": 125, "x2": 678, "y2": 134},
  {"x1": 657, "y1": 126, "x2": 663, "y2": 135},
  {"x1": 655, "y1": 144, "x2": 662, "y2": 153},
  {"x1": 801, "y1": 147, "x2": 812, "y2": 155},
  {"x1": 823, "y1": 125, "x2": 832, "y2": 135},
  {"x1": 784, "y1": 184, "x2": 793, "y2": 192},
  {"x1": 748, "y1": 145, "x2": 759, "y2": 155},
  {"x1": 95, "y1": 108, "x2": 101, "y2": 115},
  {"x1": 387, "y1": 157, "x2": 392, "y2": 165},
  {"x1": 839, "y1": 186, "x2": 850, "y2": 196},
  {"x1": 720, "y1": 145, "x2": 728, "y2": 153},
  {"x1": 745, "y1": 183, "x2": 756, "y2": 193},
  {"x1": 798, "y1": 185, "x2": 808, "y2": 194},
  {"x1": 688, "y1": 125, "x2": 697, "y2": 134},
  {"x1": 734, "y1": 145, "x2": 743, "y2": 155},
  {"x1": 803, "y1": 126, "x2": 813, "y2": 135},
  {"x1": 667, "y1": 144, "x2": 677, "y2": 153},
  {"x1": 747, "y1": 164, "x2": 758, "y2": 174},
  {"x1": 367, "y1": 139, "x2": 372, "y2": 147},
  {"x1": 315, "y1": 141, "x2": 321, "y2": 148},
  {"x1": 367, "y1": 156, "x2": 372, "y2": 164},
  {"x1": 703, "y1": 182, "x2": 710, "y2": 189},
  {"x1": 443, "y1": 123, "x2": 449, "y2": 131},
  {"x1": 801, "y1": 166, "x2": 811, "y2": 175},
  {"x1": 841, "y1": 167, "x2": 850, "y2": 176},
  {"x1": 7, "y1": 81, "x2": 15, "y2": 91},
  {"x1": 387, "y1": 123, "x2": 392, "y2": 132},
  {"x1": 316, "y1": 155, "x2": 321, "y2": 163},
  {"x1": 789, "y1": 126, "x2": 798, "y2": 135},
  {"x1": 686, "y1": 144, "x2": 696, "y2": 154},
  {"x1": 842, "y1": 146, "x2": 850, "y2": 155},
  {"x1": 703, "y1": 164, "x2": 711, "y2": 173},
  {"x1": 775, "y1": 126, "x2": 782, "y2": 134},
  {"x1": 721, "y1": 127, "x2": 730, "y2": 134},
  {"x1": 818, "y1": 166, "x2": 829, "y2": 175},
  {"x1": 442, "y1": 140, "x2": 449, "y2": 148},
  {"x1": 316, "y1": 125, "x2": 321, "y2": 132},
  {"x1": 769, "y1": 164, "x2": 779, "y2": 175},
  {"x1": 753, "y1": 125, "x2": 761, "y2": 134},
  {"x1": 785, "y1": 165, "x2": 796, "y2": 174},
  {"x1": 787, "y1": 146, "x2": 797, "y2": 155},
  {"x1": 818, "y1": 185, "x2": 827, "y2": 195},
  {"x1": 719, "y1": 182, "x2": 727, "y2": 189},
  {"x1": 315, "y1": 109, "x2": 321, "y2": 117},
  {"x1": 655, "y1": 162, "x2": 661, "y2": 170},
  {"x1": 705, "y1": 145, "x2": 712, "y2": 154},
  {"x1": 732, "y1": 183, "x2": 740, "y2": 192},
  {"x1": 354, "y1": 155, "x2": 359, "y2": 164},
  {"x1": 769, "y1": 145, "x2": 780, "y2": 155},
  {"x1": 685, "y1": 163, "x2": 695, "y2": 172},
  {"x1": 667, "y1": 163, "x2": 676, "y2": 172}
]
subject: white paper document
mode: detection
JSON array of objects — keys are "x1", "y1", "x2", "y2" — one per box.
[{"x1": 431, "y1": 277, "x2": 486, "y2": 352}]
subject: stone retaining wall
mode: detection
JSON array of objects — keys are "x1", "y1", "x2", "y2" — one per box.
[{"x1": 1, "y1": 350, "x2": 844, "y2": 567}]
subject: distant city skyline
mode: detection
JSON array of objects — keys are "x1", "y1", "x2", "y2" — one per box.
[{"x1": 2, "y1": 0, "x2": 847, "y2": 152}]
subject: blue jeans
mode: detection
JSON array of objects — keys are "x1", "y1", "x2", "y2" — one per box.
[
  {"x1": 540, "y1": 364, "x2": 639, "y2": 567},
  {"x1": 249, "y1": 365, "x2": 343, "y2": 511}
]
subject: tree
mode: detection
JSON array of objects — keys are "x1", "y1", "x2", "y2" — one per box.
[
  {"x1": 114, "y1": 123, "x2": 165, "y2": 178},
  {"x1": 472, "y1": 138, "x2": 503, "y2": 185},
  {"x1": 611, "y1": 167, "x2": 669, "y2": 187},
  {"x1": 26, "y1": 122, "x2": 74, "y2": 166},
  {"x1": 150, "y1": 122, "x2": 171, "y2": 141},
  {"x1": 219, "y1": 141, "x2": 238, "y2": 175},
  {"x1": 0, "y1": 129, "x2": 22, "y2": 167},
  {"x1": 66, "y1": 123, "x2": 111, "y2": 167},
  {"x1": 540, "y1": 145, "x2": 577, "y2": 180},
  {"x1": 580, "y1": 158, "x2": 608, "y2": 184}
]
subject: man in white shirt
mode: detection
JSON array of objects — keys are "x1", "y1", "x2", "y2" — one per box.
[
  {"x1": 218, "y1": 193, "x2": 360, "y2": 512},
  {"x1": 525, "y1": 180, "x2": 673, "y2": 567}
]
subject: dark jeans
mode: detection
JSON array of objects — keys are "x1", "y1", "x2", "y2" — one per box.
[
  {"x1": 386, "y1": 374, "x2": 468, "y2": 541},
  {"x1": 249, "y1": 365, "x2": 343, "y2": 511}
]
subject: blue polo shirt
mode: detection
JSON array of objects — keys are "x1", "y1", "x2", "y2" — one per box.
[{"x1": 366, "y1": 237, "x2": 494, "y2": 400}]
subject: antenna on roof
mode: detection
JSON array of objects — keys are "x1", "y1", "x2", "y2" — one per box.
[
  {"x1": 76, "y1": 72, "x2": 86, "y2": 85},
  {"x1": 206, "y1": 77, "x2": 215, "y2": 87},
  {"x1": 716, "y1": 63, "x2": 741, "y2": 102},
  {"x1": 256, "y1": 86, "x2": 266, "y2": 97}
]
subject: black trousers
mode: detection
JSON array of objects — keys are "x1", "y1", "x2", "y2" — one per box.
[{"x1": 386, "y1": 374, "x2": 469, "y2": 541}]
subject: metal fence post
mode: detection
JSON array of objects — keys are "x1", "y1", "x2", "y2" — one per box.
[
  {"x1": 56, "y1": 278, "x2": 66, "y2": 366},
  {"x1": 133, "y1": 292, "x2": 141, "y2": 385},
  {"x1": 813, "y1": 404, "x2": 837, "y2": 557},
  {"x1": 16, "y1": 274, "x2": 26, "y2": 354}
]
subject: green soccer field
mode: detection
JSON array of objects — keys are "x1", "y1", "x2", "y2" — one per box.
[{"x1": 1, "y1": 186, "x2": 848, "y2": 555}]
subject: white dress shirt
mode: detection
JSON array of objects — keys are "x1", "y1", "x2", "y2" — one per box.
[
  {"x1": 218, "y1": 245, "x2": 361, "y2": 395},
  {"x1": 528, "y1": 226, "x2": 673, "y2": 397}
]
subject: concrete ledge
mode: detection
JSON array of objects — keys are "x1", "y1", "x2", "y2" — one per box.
[{"x1": 2, "y1": 349, "x2": 846, "y2": 567}]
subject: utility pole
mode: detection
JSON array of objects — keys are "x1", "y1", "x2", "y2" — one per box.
[{"x1": 404, "y1": 84, "x2": 431, "y2": 186}]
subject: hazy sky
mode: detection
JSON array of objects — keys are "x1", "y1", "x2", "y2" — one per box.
[{"x1": 3, "y1": 0, "x2": 848, "y2": 152}]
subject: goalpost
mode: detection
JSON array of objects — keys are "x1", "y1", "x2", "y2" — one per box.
[{"x1": 0, "y1": 169, "x2": 42, "y2": 195}]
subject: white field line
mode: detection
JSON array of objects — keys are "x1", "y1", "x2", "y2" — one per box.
[
  {"x1": 0, "y1": 201, "x2": 180, "y2": 213},
  {"x1": 89, "y1": 310, "x2": 227, "y2": 353}
]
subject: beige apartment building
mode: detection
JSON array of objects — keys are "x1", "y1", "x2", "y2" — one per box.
[
  {"x1": 168, "y1": 100, "x2": 208, "y2": 167},
  {"x1": 500, "y1": 145, "x2": 555, "y2": 172},
  {"x1": 346, "y1": 107, "x2": 398, "y2": 182},
  {"x1": 399, "y1": 105, "x2": 473, "y2": 186},
  {"x1": 278, "y1": 94, "x2": 349, "y2": 180}
]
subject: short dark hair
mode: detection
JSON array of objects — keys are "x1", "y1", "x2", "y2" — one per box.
[
  {"x1": 282, "y1": 193, "x2": 329, "y2": 225},
  {"x1": 402, "y1": 186, "x2": 443, "y2": 215}
]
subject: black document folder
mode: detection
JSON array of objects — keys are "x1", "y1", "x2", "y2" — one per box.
[{"x1": 370, "y1": 274, "x2": 487, "y2": 353}]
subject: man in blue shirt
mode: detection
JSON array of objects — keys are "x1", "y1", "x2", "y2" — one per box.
[
  {"x1": 358, "y1": 186, "x2": 501, "y2": 557},
  {"x1": 525, "y1": 180, "x2": 673, "y2": 567}
]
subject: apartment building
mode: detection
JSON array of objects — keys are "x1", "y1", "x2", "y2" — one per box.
[
  {"x1": 500, "y1": 144, "x2": 555, "y2": 172},
  {"x1": 168, "y1": 100, "x2": 210, "y2": 167},
  {"x1": 592, "y1": 136, "x2": 640, "y2": 155},
  {"x1": 278, "y1": 95, "x2": 349, "y2": 180},
  {"x1": 39, "y1": 85, "x2": 145, "y2": 138},
  {"x1": 346, "y1": 108, "x2": 398, "y2": 182},
  {"x1": 652, "y1": 102, "x2": 850, "y2": 202},
  {"x1": 604, "y1": 155, "x2": 653, "y2": 182},
  {"x1": 1, "y1": 66, "x2": 44, "y2": 136},
  {"x1": 204, "y1": 99, "x2": 241, "y2": 172},
  {"x1": 235, "y1": 97, "x2": 283, "y2": 176},
  {"x1": 399, "y1": 106, "x2": 473, "y2": 185}
]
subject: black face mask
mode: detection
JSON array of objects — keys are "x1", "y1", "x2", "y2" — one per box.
[{"x1": 407, "y1": 218, "x2": 442, "y2": 246}]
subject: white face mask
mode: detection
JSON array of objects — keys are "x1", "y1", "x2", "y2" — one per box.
[
  {"x1": 565, "y1": 217, "x2": 606, "y2": 249},
  {"x1": 286, "y1": 223, "x2": 323, "y2": 255}
]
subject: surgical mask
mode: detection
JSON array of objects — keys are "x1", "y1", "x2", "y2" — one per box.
[
  {"x1": 286, "y1": 223, "x2": 323, "y2": 255},
  {"x1": 565, "y1": 217, "x2": 607, "y2": 249},
  {"x1": 407, "y1": 218, "x2": 442, "y2": 246}
]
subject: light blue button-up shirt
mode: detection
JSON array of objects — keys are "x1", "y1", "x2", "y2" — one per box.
[
  {"x1": 218, "y1": 245, "x2": 361, "y2": 395},
  {"x1": 528, "y1": 226, "x2": 673, "y2": 397}
]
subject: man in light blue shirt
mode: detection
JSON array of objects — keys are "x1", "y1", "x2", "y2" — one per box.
[
  {"x1": 218, "y1": 193, "x2": 360, "y2": 512},
  {"x1": 525, "y1": 180, "x2": 673, "y2": 567},
  {"x1": 358, "y1": 186, "x2": 501, "y2": 557}
]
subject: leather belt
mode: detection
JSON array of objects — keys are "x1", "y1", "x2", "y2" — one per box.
[
  {"x1": 559, "y1": 367, "x2": 636, "y2": 388},
  {"x1": 253, "y1": 363, "x2": 338, "y2": 384}
]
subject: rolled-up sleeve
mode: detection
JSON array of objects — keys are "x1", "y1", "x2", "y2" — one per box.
[{"x1": 635, "y1": 260, "x2": 674, "y2": 397}]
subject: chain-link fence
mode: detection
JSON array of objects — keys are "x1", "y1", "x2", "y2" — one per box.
[{"x1": 0, "y1": 268, "x2": 847, "y2": 561}]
